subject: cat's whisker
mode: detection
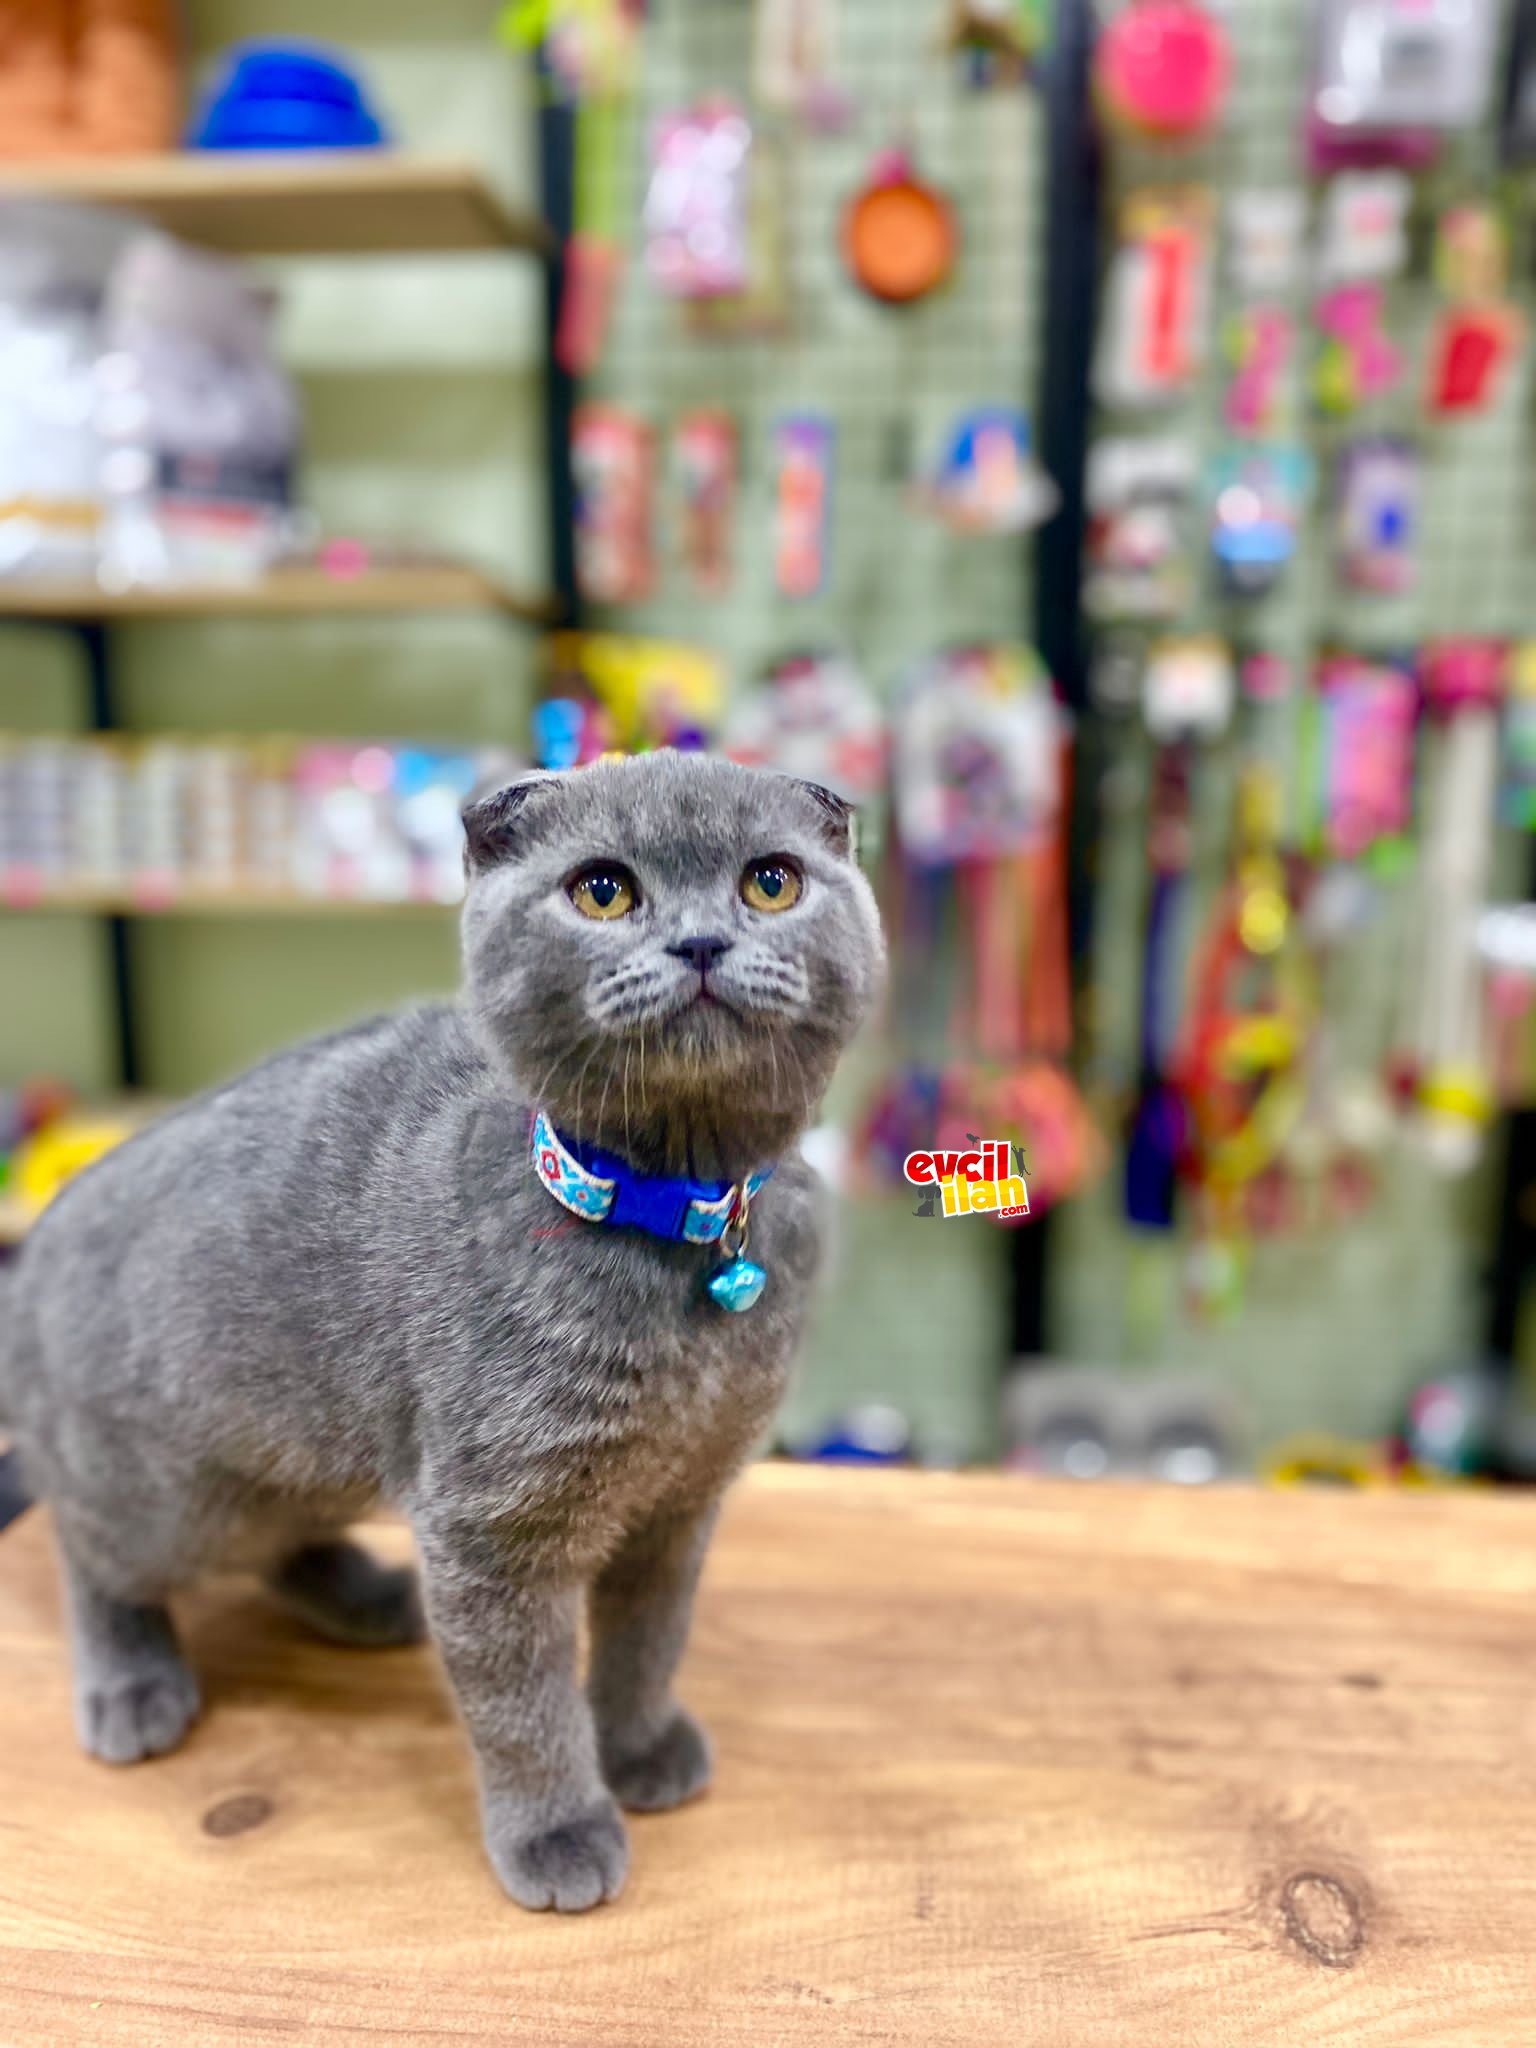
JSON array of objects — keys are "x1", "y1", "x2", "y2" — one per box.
[
  {"x1": 570, "y1": 1041, "x2": 602, "y2": 1142},
  {"x1": 593, "y1": 1043, "x2": 617, "y2": 1160}
]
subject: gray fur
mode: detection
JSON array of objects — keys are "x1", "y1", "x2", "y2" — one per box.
[{"x1": 0, "y1": 754, "x2": 883, "y2": 1911}]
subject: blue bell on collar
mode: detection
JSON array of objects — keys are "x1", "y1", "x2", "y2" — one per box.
[
  {"x1": 707, "y1": 1183, "x2": 767, "y2": 1312},
  {"x1": 707, "y1": 1256, "x2": 768, "y2": 1313}
]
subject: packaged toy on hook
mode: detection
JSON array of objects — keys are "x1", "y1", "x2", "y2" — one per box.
[
  {"x1": 1210, "y1": 445, "x2": 1310, "y2": 600},
  {"x1": 1401, "y1": 640, "x2": 1505, "y2": 1173},
  {"x1": 774, "y1": 416, "x2": 835, "y2": 599},
  {"x1": 1085, "y1": 436, "x2": 1197, "y2": 620},
  {"x1": 1096, "y1": 189, "x2": 1212, "y2": 409},
  {"x1": 1124, "y1": 738, "x2": 1195, "y2": 1232},
  {"x1": 1427, "y1": 304, "x2": 1523, "y2": 416},
  {"x1": 674, "y1": 410, "x2": 737, "y2": 596},
  {"x1": 543, "y1": 633, "x2": 726, "y2": 756},
  {"x1": 1223, "y1": 307, "x2": 1293, "y2": 438},
  {"x1": 862, "y1": 646, "x2": 1100, "y2": 1220},
  {"x1": 1141, "y1": 634, "x2": 1234, "y2": 741},
  {"x1": 1311, "y1": 0, "x2": 1499, "y2": 139},
  {"x1": 1502, "y1": 642, "x2": 1536, "y2": 828},
  {"x1": 893, "y1": 644, "x2": 1063, "y2": 866},
  {"x1": 917, "y1": 408, "x2": 1059, "y2": 534},
  {"x1": 1168, "y1": 767, "x2": 1361, "y2": 1312},
  {"x1": 532, "y1": 694, "x2": 615, "y2": 770},
  {"x1": 1336, "y1": 438, "x2": 1420, "y2": 594},
  {"x1": 1313, "y1": 284, "x2": 1404, "y2": 417},
  {"x1": 723, "y1": 651, "x2": 886, "y2": 807},
  {"x1": 1226, "y1": 190, "x2": 1307, "y2": 298},
  {"x1": 573, "y1": 404, "x2": 655, "y2": 605},
  {"x1": 1317, "y1": 172, "x2": 1411, "y2": 285},
  {"x1": 1307, "y1": 654, "x2": 1418, "y2": 863},
  {"x1": 1425, "y1": 205, "x2": 1524, "y2": 418},
  {"x1": 643, "y1": 99, "x2": 753, "y2": 300},
  {"x1": 889, "y1": 647, "x2": 1070, "y2": 1066}
]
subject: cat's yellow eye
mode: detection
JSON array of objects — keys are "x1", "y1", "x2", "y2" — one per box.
[
  {"x1": 569, "y1": 866, "x2": 638, "y2": 920},
  {"x1": 741, "y1": 858, "x2": 803, "y2": 914}
]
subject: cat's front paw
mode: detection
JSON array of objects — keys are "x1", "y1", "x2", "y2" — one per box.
[
  {"x1": 489, "y1": 1797, "x2": 629, "y2": 1912},
  {"x1": 76, "y1": 1663, "x2": 201, "y2": 1766},
  {"x1": 601, "y1": 1706, "x2": 713, "y2": 1814}
]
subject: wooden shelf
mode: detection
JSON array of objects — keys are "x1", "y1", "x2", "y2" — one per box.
[
  {"x1": 1, "y1": 887, "x2": 458, "y2": 918},
  {"x1": 0, "y1": 153, "x2": 551, "y2": 258},
  {"x1": 0, "y1": 562, "x2": 556, "y2": 625}
]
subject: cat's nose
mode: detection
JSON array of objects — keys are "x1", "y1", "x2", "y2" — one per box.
[{"x1": 667, "y1": 934, "x2": 734, "y2": 975}]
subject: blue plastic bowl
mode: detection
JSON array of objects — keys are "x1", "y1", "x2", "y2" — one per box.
[{"x1": 189, "y1": 44, "x2": 389, "y2": 151}]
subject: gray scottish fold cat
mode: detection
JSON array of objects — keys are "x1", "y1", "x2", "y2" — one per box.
[{"x1": 0, "y1": 753, "x2": 884, "y2": 1911}]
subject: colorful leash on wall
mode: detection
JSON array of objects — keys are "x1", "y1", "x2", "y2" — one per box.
[{"x1": 1124, "y1": 738, "x2": 1193, "y2": 1229}]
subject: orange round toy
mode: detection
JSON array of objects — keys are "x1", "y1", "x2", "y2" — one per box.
[{"x1": 842, "y1": 151, "x2": 958, "y2": 306}]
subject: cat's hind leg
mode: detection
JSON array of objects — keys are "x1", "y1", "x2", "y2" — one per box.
[
  {"x1": 267, "y1": 1537, "x2": 424, "y2": 1648},
  {"x1": 61, "y1": 1552, "x2": 201, "y2": 1765}
]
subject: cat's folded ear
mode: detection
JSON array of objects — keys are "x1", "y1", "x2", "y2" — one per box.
[
  {"x1": 462, "y1": 774, "x2": 562, "y2": 875},
  {"x1": 784, "y1": 777, "x2": 858, "y2": 859}
]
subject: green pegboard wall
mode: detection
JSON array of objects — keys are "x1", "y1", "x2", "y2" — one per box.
[
  {"x1": 1061, "y1": 0, "x2": 1536, "y2": 1447},
  {"x1": 574, "y1": 0, "x2": 1057, "y2": 1459},
  {"x1": 1098, "y1": 0, "x2": 1536, "y2": 663},
  {"x1": 581, "y1": 0, "x2": 1051, "y2": 691}
]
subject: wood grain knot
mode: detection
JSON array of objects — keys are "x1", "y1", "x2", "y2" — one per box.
[
  {"x1": 202, "y1": 1793, "x2": 273, "y2": 1839},
  {"x1": 1281, "y1": 1871, "x2": 1365, "y2": 1968}
]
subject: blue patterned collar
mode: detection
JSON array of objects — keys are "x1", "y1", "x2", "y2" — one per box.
[{"x1": 530, "y1": 1110, "x2": 774, "y2": 1246}]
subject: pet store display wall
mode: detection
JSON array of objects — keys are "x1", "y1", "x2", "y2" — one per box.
[
  {"x1": 1052, "y1": 0, "x2": 1536, "y2": 1458},
  {"x1": 547, "y1": 0, "x2": 1064, "y2": 1460},
  {"x1": 12, "y1": 0, "x2": 1536, "y2": 1476}
]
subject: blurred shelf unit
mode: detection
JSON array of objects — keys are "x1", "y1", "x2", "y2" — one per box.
[
  {"x1": 0, "y1": 887, "x2": 456, "y2": 917},
  {"x1": 0, "y1": 152, "x2": 559, "y2": 628},
  {"x1": 1, "y1": 729, "x2": 509, "y2": 921},
  {"x1": 0, "y1": 563, "x2": 557, "y2": 626},
  {"x1": 0, "y1": 152, "x2": 551, "y2": 258},
  {"x1": 0, "y1": 138, "x2": 564, "y2": 1088}
]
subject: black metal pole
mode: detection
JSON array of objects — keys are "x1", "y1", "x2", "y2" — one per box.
[
  {"x1": 536, "y1": 55, "x2": 582, "y2": 626},
  {"x1": 1033, "y1": 0, "x2": 1101, "y2": 723},
  {"x1": 1488, "y1": 1108, "x2": 1535, "y2": 1376},
  {"x1": 1486, "y1": 838, "x2": 1536, "y2": 1388},
  {"x1": 76, "y1": 622, "x2": 140, "y2": 1091},
  {"x1": 1012, "y1": 0, "x2": 1102, "y2": 1359}
]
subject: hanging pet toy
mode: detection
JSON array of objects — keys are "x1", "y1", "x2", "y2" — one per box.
[
  {"x1": 918, "y1": 407, "x2": 1060, "y2": 534},
  {"x1": 1095, "y1": 0, "x2": 1231, "y2": 143},
  {"x1": 842, "y1": 146, "x2": 959, "y2": 306}
]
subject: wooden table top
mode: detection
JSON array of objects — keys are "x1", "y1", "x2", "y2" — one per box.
[{"x1": 2, "y1": 1463, "x2": 1536, "y2": 2045}]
